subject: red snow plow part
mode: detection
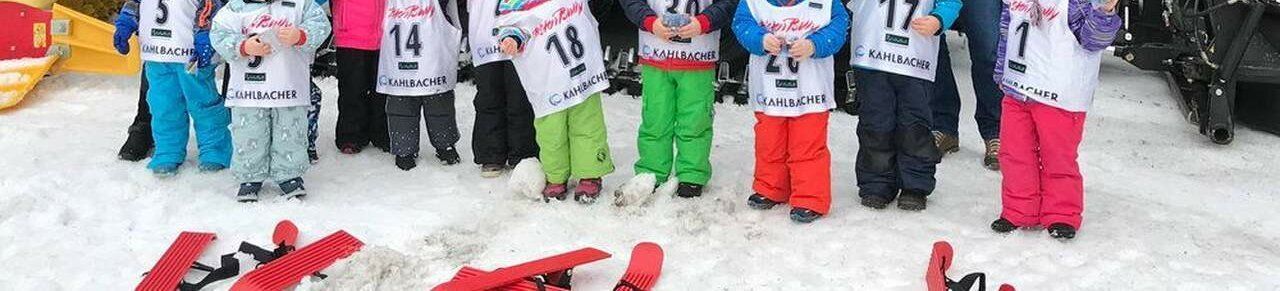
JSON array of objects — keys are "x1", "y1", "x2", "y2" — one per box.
[
  {"x1": 433, "y1": 248, "x2": 612, "y2": 291},
  {"x1": 230, "y1": 230, "x2": 364, "y2": 291},
  {"x1": 0, "y1": 1, "x2": 52, "y2": 60},
  {"x1": 135, "y1": 232, "x2": 217, "y2": 291}
]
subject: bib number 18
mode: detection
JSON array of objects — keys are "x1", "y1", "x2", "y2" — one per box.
[{"x1": 546, "y1": 25, "x2": 586, "y2": 67}]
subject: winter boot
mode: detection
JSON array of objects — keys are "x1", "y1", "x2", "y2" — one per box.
[
  {"x1": 237, "y1": 182, "x2": 264, "y2": 203},
  {"x1": 991, "y1": 218, "x2": 1017, "y2": 233},
  {"x1": 860, "y1": 194, "x2": 892, "y2": 210},
  {"x1": 789, "y1": 208, "x2": 822, "y2": 223},
  {"x1": 198, "y1": 162, "x2": 227, "y2": 173},
  {"x1": 897, "y1": 190, "x2": 928, "y2": 211},
  {"x1": 117, "y1": 133, "x2": 154, "y2": 161},
  {"x1": 308, "y1": 149, "x2": 320, "y2": 164},
  {"x1": 1048, "y1": 223, "x2": 1077, "y2": 240},
  {"x1": 543, "y1": 183, "x2": 569, "y2": 202},
  {"x1": 396, "y1": 154, "x2": 418, "y2": 171},
  {"x1": 574, "y1": 178, "x2": 603, "y2": 204},
  {"x1": 614, "y1": 173, "x2": 657, "y2": 207},
  {"x1": 480, "y1": 164, "x2": 505, "y2": 178},
  {"x1": 983, "y1": 139, "x2": 1001, "y2": 171},
  {"x1": 152, "y1": 164, "x2": 180, "y2": 177},
  {"x1": 933, "y1": 131, "x2": 959, "y2": 157},
  {"x1": 338, "y1": 142, "x2": 364, "y2": 155},
  {"x1": 675, "y1": 182, "x2": 704, "y2": 198},
  {"x1": 279, "y1": 178, "x2": 307, "y2": 200},
  {"x1": 747, "y1": 193, "x2": 781, "y2": 210},
  {"x1": 436, "y1": 147, "x2": 461, "y2": 165}
]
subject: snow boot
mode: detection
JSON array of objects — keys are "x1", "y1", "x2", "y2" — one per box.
[
  {"x1": 338, "y1": 142, "x2": 364, "y2": 155},
  {"x1": 237, "y1": 182, "x2": 264, "y2": 203},
  {"x1": 480, "y1": 164, "x2": 505, "y2": 178},
  {"x1": 991, "y1": 218, "x2": 1017, "y2": 233},
  {"x1": 897, "y1": 190, "x2": 928, "y2": 211},
  {"x1": 675, "y1": 182, "x2": 703, "y2": 198},
  {"x1": 308, "y1": 149, "x2": 320, "y2": 164},
  {"x1": 789, "y1": 208, "x2": 822, "y2": 223},
  {"x1": 543, "y1": 183, "x2": 568, "y2": 202},
  {"x1": 984, "y1": 139, "x2": 1001, "y2": 171},
  {"x1": 860, "y1": 194, "x2": 892, "y2": 210},
  {"x1": 614, "y1": 173, "x2": 657, "y2": 207},
  {"x1": 747, "y1": 193, "x2": 780, "y2": 210},
  {"x1": 396, "y1": 154, "x2": 418, "y2": 171},
  {"x1": 574, "y1": 178, "x2": 603, "y2": 204},
  {"x1": 198, "y1": 162, "x2": 227, "y2": 173},
  {"x1": 1048, "y1": 223, "x2": 1076, "y2": 240},
  {"x1": 436, "y1": 147, "x2": 461, "y2": 165},
  {"x1": 279, "y1": 178, "x2": 307, "y2": 200},
  {"x1": 117, "y1": 133, "x2": 154, "y2": 161},
  {"x1": 152, "y1": 164, "x2": 180, "y2": 177},
  {"x1": 933, "y1": 131, "x2": 959, "y2": 157}
]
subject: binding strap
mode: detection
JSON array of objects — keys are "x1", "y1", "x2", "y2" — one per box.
[
  {"x1": 178, "y1": 253, "x2": 240, "y2": 291},
  {"x1": 946, "y1": 272, "x2": 988, "y2": 291},
  {"x1": 613, "y1": 280, "x2": 643, "y2": 291}
]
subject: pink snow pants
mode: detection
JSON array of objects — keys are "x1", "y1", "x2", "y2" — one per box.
[{"x1": 998, "y1": 96, "x2": 1087, "y2": 229}]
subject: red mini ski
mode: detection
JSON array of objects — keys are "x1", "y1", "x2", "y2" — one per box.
[
  {"x1": 432, "y1": 248, "x2": 612, "y2": 291},
  {"x1": 136, "y1": 232, "x2": 217, "y2": 291},
  {"x1": 926, "y1": 241, "x2": 1016, "y2": 291},
  {"x1": 449, "y1": 267, "x2": 570, "y2": 291},
  {"x1": 613, "y1": 242, "x2": 664, "y2": 291},
  {"x1": 229, "y1": 230, "x2": 364, "y2": 291}
]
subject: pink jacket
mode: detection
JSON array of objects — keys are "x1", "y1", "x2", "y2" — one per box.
[{"x1": 332, "y1": 0, "x2": 384, "y2": 50}]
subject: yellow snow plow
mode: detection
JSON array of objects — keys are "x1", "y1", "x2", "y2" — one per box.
[{"x1": 0, "y1": 1, "x2": 140, "y2": 110}]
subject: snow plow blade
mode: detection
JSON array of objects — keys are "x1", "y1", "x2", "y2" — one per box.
[
  {"x1": 0, "y1": 56, "x2": 57, "y2": 110},
  {"x1": 49, "y1": 3, "x2": 141, "y2": 75}
]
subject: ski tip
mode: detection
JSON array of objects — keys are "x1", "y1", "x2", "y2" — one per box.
[
  {"x1": 999, "y1": 284, "x2": 1016, "y2": 291},
  {"x1": 273, "y1": 220, "x2": 299, "y2": 247},
  {"x1": 931, "y1": 241, "x2": 953, "y2": 254},
  {"x1": 634, "y1": 242, "x2": 663, "y2": 255}
]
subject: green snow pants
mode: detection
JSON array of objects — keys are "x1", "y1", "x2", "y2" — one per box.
[
  {"x1": 634, "y1": 65, "x2": 715, "y2": 185},
  {"x1": 534, "y1": 93, "x2": 614, "y2": 184}
]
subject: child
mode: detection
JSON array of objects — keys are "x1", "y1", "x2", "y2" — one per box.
[
  {"x1": 468, "y1": 0, "x2": 540, "y2": 178},
  {"x1": 849, "y1": 0, "x2": 961, "y2": 211},
  {"x1": 616, "y1": 0, "x2": 737, "y2": 199},
  {"x1": 332, "y1": 0, "x2": 392, "y2": 154},
  {"x1": 112, "y1": 0, "x2": 233, "y2": 176},
  {"x1": 377, "y1": 0, "x2": 463, "y2": 170},
  {"x1": 211, "y1": 0, "x2": 331, "y2": 202},
  {"x1": 496, "y1": 0, "x2": 615, "y2": 203},
  {"x1": 990, "y1": 0, "x2": 1121, "y2": 239},
  {"x1": 733, "y1": 0, "x2": 848, "y2": 223}
]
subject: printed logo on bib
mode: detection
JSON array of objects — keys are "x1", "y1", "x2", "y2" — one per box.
[
  {"x1": 242, "y1": 13, "x2": 295, "y2": 34},
  {"x1": 854, "y1": 44, "x2": 933, "y2": 71},
  {"x1": 378, "y1": 75, "x2": 451, "y2": 88},
  {"x1": 245, "y1": 73, "x2": 267, "y2": 82},
  {"x1": 151, "y1": 29, "x2": 173, "y2": 38},
  {"x1": 755, "y1": 93, "x2": 828, "y2": 107},
  {"x1": 142, "y1": 43, "x2": 194, "y2": 57},
  {"x1": 759, "y1": 17, "x2": 822, "y2": 34},
  {"x1": 230, "y1": 89, "x2": 301, "y2": 101},
  {"x1": 399, "y1": 62, "x2": 419, "y2": 70}
]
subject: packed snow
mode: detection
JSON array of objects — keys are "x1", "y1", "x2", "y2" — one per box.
[{"x1": 2, "y1": 37, "x2": 1279, "y2": 290}]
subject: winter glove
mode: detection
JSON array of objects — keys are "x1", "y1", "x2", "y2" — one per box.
[
  {"x1": 112, "y1": 8, "x2": 140, "y2": 55},
  {"x1": 192, "y1": 30, "x2": 217, "y2": 68}
]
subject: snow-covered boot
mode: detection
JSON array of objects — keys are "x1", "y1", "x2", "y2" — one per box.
[
  {"x1": 574, "y1": 178, "x2": 603, "y2": 204},
  {"x1": 1048, "y1": 223, "x2": 1076, "y2": 240},
  {"x1": 396, "y1": 154, "x2": 418, "y2": 171},
  {"x1": 984, "y1": 139, "x2": 1001, "y2": 171},
  {"x1": 198, "y1": 162, "x2": 227, "y2": 173},
  {"x1": 613, "y1": 173, "x2": 657, "y2": 207},
  {"x1": 508, "y1": 158, "x2": 548, "y2": 200},
  {"x1": 747, "y1": 193, "x2": 780, "y2": 210},
  {"x1": 897, "y1": 190, "x2": 928, "y2": 211},
  {"x1": 675, "y1": 182, "x2": 703, "y2": 198},
  {"x1": 117, "y1": 133, "x2": 154, "y2": 161},
  {"x1": 279, "y1": 178, "x2": 307, "y2": 200},
  {"x1": 436, "y1": 147, "x2": 460, "y2": 165},
  {"x1": 933, "y1": 131, "x2": 959, "y2": 157},
  {"x1": 789, "y1": 208, "x2": 822, "y2": 223},
  {"x1": 480, "y1": 164, "x2": 505, "y2": 178},
  {"x1": 543, "y1": 183, "x2": 568, "y2": 202},
  {"x1": 237, "y1": 182, "x2": 263, "y2": 203}
]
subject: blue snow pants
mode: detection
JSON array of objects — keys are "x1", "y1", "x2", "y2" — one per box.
[
  {"x1": 144, "y1": 61, "x2": 232, "y2": 170},
  {"x1": 854, "y1": 68, "x2": 942, "y2": 199}
]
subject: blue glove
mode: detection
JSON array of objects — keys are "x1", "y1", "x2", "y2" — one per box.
[
  {"x1": 192, "y1": 30, "x2": 216, "y2": 68},
  {"x1": 112, "y1": 8, "x2": 139, "y2": 55}
]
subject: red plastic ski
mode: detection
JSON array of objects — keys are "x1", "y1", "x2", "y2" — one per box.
[
  {"x1": 433, "y1": 248, "x2": 612, "y2": 291},
  {"x1": 613, "y1": 242, "x2": 664, "y2": 291},
  {"x1": 926, "y1": 241, "x2": 954, "y2": 291},
  {"x1": 449, "y1": 267, "x2": 570, "y2": 291},
  {"x1": 136, "y1": 232, "x2": 218, "y2": 291},
  {"x1": 229, "y1": 230, "x2": 364, "y2": 291}
]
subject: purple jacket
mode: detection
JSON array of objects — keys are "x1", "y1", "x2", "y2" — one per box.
[{"x1": 995, "y1": 0, "x2": 1121, "y2": 100}]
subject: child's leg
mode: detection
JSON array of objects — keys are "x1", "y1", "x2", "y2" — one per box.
[
  {"x1": 753, "y1": 113, "x2": 791, "y2": 203},
  {"x1": 230, "y1": 107, "x2": 272, "y2": 183},
  {"x1": 1031, "y1": 103, "x2": 1087, "y2": 229},
  {"x1": 892, "y1": 76, "x2": 941, "y2": 194},
  {"x1": 266, "y1": 107, "x2": 311, "y2": 182},
  {"x1": 500, "y1": 62, "x2": 539, "y2": 163},
  {"x1": 308, "y1": 81, "x2": 322, "y2": 153},
  {"x1": 785, "y1": 112, "x2": 832, "y2": 214},
  {"x1": 671, "y1": 69, "x2": 716, "y2": 186},
  {"x1": 998, "y1": 96, "x2": 1043, "y2": 226},
  {"x1": 566, "y1": 94, "x2": 614, "y2": 179},
  {"x1": 178, "y1": 65, "x2": 232, "y2": 167},
  {"x1": 635, "y1": 66, "x2": 679, "y2": 182},
  {"x1": 853, "y1": 69, "x2": 900, "y2": 199},
  {"x1": 421, "y1": 91, "x2": 461, "y2": 151},
  {"x1": 144, "y1": 62, "x2": 191, "y2": 169},
  {"x1": 334, "y1": 48, "x2": 376, "y2": 148},
  {"x1": 363, "y1": 52, "x2": 390, "y2": 150},
  {"x1": 471, "y1": 63, "x2": 511, "y2": 165},
  {"x1": 385, "y1": 95, "x2": 424, "y2": 157},
  {"x1": 534, "y1": 110, "x2": 572, "y2": 184}
]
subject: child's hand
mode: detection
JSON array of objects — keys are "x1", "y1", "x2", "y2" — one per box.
[
  {"x1": 910, "y1": 17, "x2": 942, "y2": 36},
  {"x1": 1102, "y1": 0, "x2": 1120, "y2": 13},
  {"x1": 277, "y1": 27, "x2": 305, "y2": 46},
  {"x1": 763, "y1": 34, "x2": 784, "y2": 55},
  {"x1": 789, "y1": 38, "x2": 815, "y2": 60},
  {"x1": 242, "y1": 36, "x2": 273, "y2": 57},
  {"x1": 676, "y1": 17, "x2": 703, "y2": 39},
  {"x1": 500, "y1": 38, "x2": 521, "y2": 55},
  {"x1": 652, "y1": 21, "x2": 676, "y2": 42}
]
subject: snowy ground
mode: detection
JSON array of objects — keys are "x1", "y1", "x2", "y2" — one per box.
[{"x1": 3, "y1": 37, "x2": 1280, "y2": 290}]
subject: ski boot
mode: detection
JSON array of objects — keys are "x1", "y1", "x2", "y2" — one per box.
[
  {"x1": 396, "y1": 154, "x2": 418, "y2": 171},
  {"x1": 789, "y1": 208, "x2": 822, "y2": 223},
  {"x1": 436, "y1": 147, "x2": 461, "y2": 165},
  {"x1": 279, "y1": 178, "x2": 307, "y2": 200},
  {"x1": 747, "y1": 193, "x2": 780, "y2": 210},
  {"x1": 990, "y1": 218, "x2": 1017, "y2": 233},
  {"x1": 117, "y1": 133, "x2": 154, "y2": 161},
  {"x1": 675, "y1": 182, "x2": 703, "y2": 198},
  {"x1": 480, "y1": 164, "x2": 505, "y2": 178},
  {"x1": 897, "y1": 190, "x2": 928, "y2": 211},
  {"x1": 237, "y1": 182, "x2": 264, "y2": 203},
  {"x1": 574, "y1": 178, "x2": 603, "y2": 204},
  {"x1": 933, "y1": 131, "x2": 959, "y2": 158},
  {"x1": 543, "y1": 183, "x2": 569, "y2": 202},
  {"x1": 1048, "y1": 223, "x2": 1076, "y2": 240},
  {"x1": 983, "y1": 139, "x2": 1001, "y2": 171}
]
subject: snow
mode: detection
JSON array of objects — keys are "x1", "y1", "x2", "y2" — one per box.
[
  {"x1": 0, "y1": 56, "x2": 55, "y2": 71},
  {"x1": 2, "y1": 37, "x2": 1280, "y2": 290}
]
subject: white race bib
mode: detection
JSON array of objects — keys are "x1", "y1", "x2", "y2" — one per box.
[
  {"x1": 848, "y1": 0, "x2": 940, "y2": 81},
  {"x1": 745, "y1": 0, "x2": 836, "y2": 117},
  {"x1": 377, "y1": 0, "x2": 461, "y2": 96},
  {"x1": 468, "y1": 0, "x2": 509, "y2": 66},
  {"x1": 223, "y1": 1, "x2": 313, "y2": 108},
  {"x1": 500, "y1": 0, "x2": 610, "y2": 117},
  {"x1": 637, "y1": 0, "x2": 720, "y2": 63},
  {"x1": 1001, "y1": 0, "x2": 1102, "y2": 112},
  {"x1": 139, "y1": 0, "x2": 198, "y2": 63}
]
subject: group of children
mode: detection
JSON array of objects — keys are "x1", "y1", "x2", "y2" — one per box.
[{"x1": 111, "y1": 0, "x2": 1121, "y2": 239}]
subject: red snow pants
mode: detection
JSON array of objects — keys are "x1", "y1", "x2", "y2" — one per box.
[
  {"x1": 998, "y1": 96, "x2": 1088, "y2": 229},
  {"x1": 753, "y1": 112, "x2": 832, "y2": 214}
]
